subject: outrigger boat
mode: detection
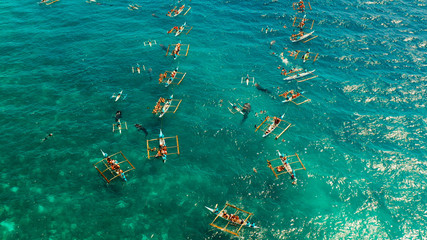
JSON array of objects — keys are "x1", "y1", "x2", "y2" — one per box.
[
  {"x1": 205, "y1": 206, "x2": 259, "y2": 229},
  {"x1": 256, "y1": 114, "x2": 292, "y2": 140},
  {"x1": 266, "y1": 151, "x2": 306, "y2": 184},
  {"x1": 93, "y1": 151, "x2": 135, "y2": 184},
  {"x1": 152, "y1": 95, "x2": 182, "y2": 118},
  {"x1": 283, "y1": 69, "x2": 315, "y2": 81},
  {"x1": 146, "y1": 130, "x2": 180, "y2": 162},
  {"x1": 280, "y1": 90, "x2": 311, "y2": 105},
  {"x1": 207, "y1": 203, "x2": 259, "y2": 236},
  {"x1": 289, "y1": 49, "x2": 319, "y2": 63},
  {"x1": 228, "y1": 101, "x2": 245, "y2": 115},
  {"x1": 292, "y1": 0, "x2": 312, "y2": 12},
  {"x1": 165, "y1": 41, "x2": 190, "y2": 60},
  {"x1": 159, "y1": 95, "x2": 173, "y2": 118},
  {"x1": 241, "y1": 74, "x2": 255, "y2": 86},
  {"x1": 112, "y1": 120, "x2": 128, "y2": 134},
  {"x1": 167, "y1": 22, "x2": 193, "y2": 36},
  {"x1": 160, "y1": 67, "x2": 186, "y2": 87},
  {"x1": 292, "y1": 15, "x2": 315, "y2": 30},
  {"x1": 167, "y1": 4, "x2": 191, "y2": 17},
  {"x1": 290, "y1": 30, "x2": 315, "y2": 43},
  {"x1": 263, "y1": 113, "x2": 285, "y2": 137},
  {"x1": 143, "y1": 40, "x2": 157, "y2": 47}
]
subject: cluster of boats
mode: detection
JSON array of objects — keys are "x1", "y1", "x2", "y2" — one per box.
[{"x1": 90, "y1": 0, "x2": 321, "y2": 237}]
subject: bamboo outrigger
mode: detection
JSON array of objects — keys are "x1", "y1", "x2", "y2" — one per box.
[
  {"x1": 292, "y1": 16, "x2": 315, "y2": 30},
  {"x1": 228, "y1": 101, "x2": 245, "y2": 115},
  {"x1": 292, "y1": 0, "x2": 311, "y2": 12},
  {"x1": 112, "y1": 120, "x2": 128, "y2": 134},
  {"x1": 266, "y1": 151, "x2": 306, "y2": 184},
  {"x1": 279, "y1": 90, "x2": 311, "y2": 105},
  {"x1": 143, "y1": 40, "x2": 157, "y2": 47},
  {"x1": 152, "y1": 95, "x2": 182, "y2": 118},
  {"x1": 159, "y1": 68, "x2": 186, "y2": 87},
  {"x1": 146, "y1": 131, "x2": 180, "y2": 160},
  {"x1": 290, "y1": 50, "x2": 319, "y2": 63},
  {"x1": 241, "y1": 74, "x2": 255, "y2": 86},
  {"x1": 283, "y1": 69, "x2": 318, "y2": 83},
  {"x1": 255, "y1": 115, "x2": 292, "y2": 140},
  {"x1": 167, "y1": 22, "x2": 193, "y2": 36},
  {"x1": 209, "y1": 202, "x2": 257, "y2": 236},
  {"x1": 166, "y1": 4, "x2": 191, "y2": 17},
  {"x1": 165, "y1": 43, "x2": 190, "y2": 60},
  {"x1": 40, "y1": 0, "x2": 60, "y2": 5},
  {"x1": 93, "y1": 151, "x2": 135, "y2": 183}
]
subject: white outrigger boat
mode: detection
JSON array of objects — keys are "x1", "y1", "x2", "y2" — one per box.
[
  {"x1": 228, "y1": 101, "x2": 245, "y2": 115},
  {"x1": 263, "y1": 113, "x2": 285, "y2": 137},
  {"x1": 159, "y1": 95, "x2": 173, "y2": 118},
  {"x1": 290, "y1": 30, "x2": 315, "y2": 43},
  {"x1": 175, "y1": 22, "x2": 186, "y2": 36},
  {"x1": 205, "y1": 206, "x2": 259, "y2": 229},
  {"x1": 283, "y1": 69, "x2": 315, "y2": 81}
]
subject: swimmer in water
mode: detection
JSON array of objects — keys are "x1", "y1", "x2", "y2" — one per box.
[
  {"x1": 41, "y1": 133, "x2": 53, "y2": 142},
  {"x1": 100, "y1": 149, "x2": 108, "y2": 158},
  {"x1": 115, "y1": 111, "x2": 122, "y2": 122}
]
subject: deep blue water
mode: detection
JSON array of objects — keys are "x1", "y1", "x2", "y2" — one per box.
[{"x1": 1, "y1": 0, "x2": 426, "y2": 239}]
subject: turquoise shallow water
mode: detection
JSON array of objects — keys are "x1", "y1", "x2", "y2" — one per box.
[{"x1": 1, "y1": 0, "x2": 426, "y2": 239}]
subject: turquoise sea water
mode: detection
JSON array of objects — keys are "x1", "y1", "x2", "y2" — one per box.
[{"x1": 1, "y1": 0, "x2": 426, "y2": 239}]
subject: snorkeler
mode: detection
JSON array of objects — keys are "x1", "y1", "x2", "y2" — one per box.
[
  {"x1": 100, "y1": 149, "x2": 108, "y2": 158},
  {"x1": 115, "y1": 111, "x2": 122, "y2": 122},
  {"x1": 41, "y1": 133, "x2": 53, "y2": 142}
]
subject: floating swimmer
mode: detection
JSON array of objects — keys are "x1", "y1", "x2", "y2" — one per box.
[
  {"x1": 41, "y1": 133, "x2": 53, "y2": 142},
  {"x1": 111, "y1": 90, "x2": 127, "y2": 102}
]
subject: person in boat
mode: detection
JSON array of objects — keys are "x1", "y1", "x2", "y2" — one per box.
[
  {"x1": 281, "y1": 90, "x2": 301, "y2": 101},
  {"x1": 277, "y1": 165, "x2": 285, "y2": 172},
  {"x1": 291, "y1": 170, "x2": 297, "y2": 185},
  {"x1": 159, "y1": 73, "x2": 166, "y2": 83},
  {"x1": 172, "y1": 43, "x2": 181, "y2": 58},
  {"x1": 167, "y1": 26, "x2": 179, "y2": 34},
  {"x1": 273, "y1": 117, "x2": 281, "y2": 125},
  {"x1": 177, "y1": 25, "x2": 185, "y2": 34},
  {"x1": 298, "y1": 0, "x2": 305, "y2": 11},
  {"x1": 166, "y1": 8, "x2": 174, "y2": 16},
  {"x1": 153, "y1": 99, "x2": 164, "y2": 114},
  {"x1": 107, "y1": 157, "x2": 119, "y2": 167},
  {"x1": 281, "y1": 68, "x2": 287, "y2": 75},
  {"x1": 298, "y1": 18, "x2": 306, "y2": 30},
  {"x1": 302, "y1": 51, "x2": 310, "y2": 61},
  {"x1": 221, "y1": 210, "x2": 229, "y2": 219},
  {"x1": 115, "y1": 111, "x2": 122, "y2": 122},
  {"x1": 167, "y1": 68, "x2": 178, "y2": 84}
]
